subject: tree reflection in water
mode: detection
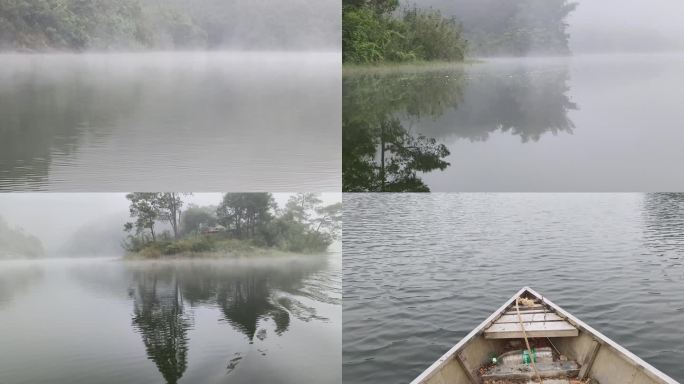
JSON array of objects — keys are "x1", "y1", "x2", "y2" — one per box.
[
  {"x1": 130, "y1": 271, "x2": 191, "y2": 384},
  {"x1": 343, "y1": 64, "x2": 578, "y2": 191},
  {"x1": 0, "y1": 63, "x2": 140, "y2": 189},
  {"x1": 127, "y1": 257, "x2": 328, "y2": 383},
  {"x1": 343, "y1": 70, "x2": 464, "y2": 191}
]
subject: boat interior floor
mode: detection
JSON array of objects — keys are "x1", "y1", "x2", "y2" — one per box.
[
  {"x1": 482, "y1": 360, "x2": 580, "y2": 381},
  {"x1": 483, "y1": 380, "x2": 591, "y2": 384},
  {"x1": 479, "y1": 339, "x2": 586, "y2": 384}
]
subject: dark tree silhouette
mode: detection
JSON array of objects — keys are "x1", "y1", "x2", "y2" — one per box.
[
  {"x1": 343, "y1": 70, "x2": 463, "y2": 191},
  {"x1": 131, "y1": 272, "x2": 191, "y2": 384}
]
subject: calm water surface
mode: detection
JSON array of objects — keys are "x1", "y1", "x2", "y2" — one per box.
[
  {"x1": 343, "y1": 193, "x2": 684, "y2": 383},
  {"x1": 0, "y1": 52, "x2": 340, "y2": 191},
  {"x1": 0, "y1": 254, "x2": 341, "y2": 384},
  {"x1": 343, "y1": 54, "x2": 684, "y2": 191}
]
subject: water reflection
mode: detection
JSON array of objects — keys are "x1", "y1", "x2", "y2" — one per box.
[
  {"x1": 418, "y1": 66, "x2": 577, "y2": 143},
  {"x1": 0, "y1": 58, "x2": 140, "y2": 188},
  {"x1": 343, "y1": 63, "x2": 577, "y2": 191},
  {"x1": 0, "y1": 256, "x2": 340, "y2": 384},
  {"x1": 125, "y1": 257, "x2": 329, "y2": 383},
  {"x1": 0, "y1": 53, "x2": 340, "y2": 191},
  {"x1": 216, "y1": 275, "x2": 290, "y2": 340},
  {"x1": 130, "y1": 271, "x2": 191, "y2": 384},
  {"x1": 343, "y1": 71, "x2": 464, "y2": 191},
  {"x1": 0, "y1": 265, "x2": 43, "y2": 307}
]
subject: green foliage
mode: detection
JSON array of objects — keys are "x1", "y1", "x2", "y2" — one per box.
[
  {"x1": 216, "y1": 193, "x2": 275, "y2": 238},
  {"x1": 343, "y1": 5, "x2": 467, "y2": 64},
  {"x1": 343, "y1": 0, "x2": 400, "y2": 15},
  {"x1": 125, "y1": 192, "x2": 160, "y2": 242},
  {"x1": 129, "y1": 236, "x2": 216, "y2": 258},
  {"x1": 0, "y1": 215, "x2": 44, "y2": 258},
  {"x1": 125, "y1": 193, "x2": 342, "y2": 257},
  {"x1": 415, "y1": 0, "x2": 578, "y2": 56},
  {"x1": 284, "y1": 193, "x2": 323, "y2": 224},
  {"x1": 0, "y1": 0, "x2": 155, "y2": 50},
  {"x1": 0, "y1": 0, "x2": 339, "y2": 51},
  {"x1": 180, "y1": 204, "x2": 217, "y2": 236},
  {"x1": 402, "y1": 8, "x2": 465, "y2": 62},
  {"x1": 342, "y1": 7, "x2": 388, "y2": 64},
  {"x1": 249, "y1": 194, "x2": 338, "y2": 253},
  {"x1": 259, "y1": 217, "x2": 332, "y2": 253},
  {"x1": 343, "y1": 0, "x2": 578, "y2": 60}
]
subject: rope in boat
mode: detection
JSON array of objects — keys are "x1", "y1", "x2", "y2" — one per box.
[
  {"x1": 515, "y1": 297, "x2": 544, "y2": 384},
  {"x1": 546, "y1": 337, "x2": 561, "y2": 356}
]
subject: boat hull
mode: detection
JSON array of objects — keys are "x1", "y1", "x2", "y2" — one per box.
[{"x1": 411, "y1": 287, "x2": 679, "y2": 384}]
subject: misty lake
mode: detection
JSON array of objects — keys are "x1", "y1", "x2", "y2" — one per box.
[
  {"x1": 343, "y1": 53, "x2": 684, "y2": 192},
  {"x1": 0, "y1": 254, "x2": 341, "y2": 384},
  {"x1": 0, "y1": 52, "x2": 341, "y2": 191},
  {"x1": 343, "y1": 193, "x2": 684, "y2": 383}
]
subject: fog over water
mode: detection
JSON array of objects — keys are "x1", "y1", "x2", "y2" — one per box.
[
  {"x1": 0, "y1": 193, "x2": 341, "y2": 257},
  {"x1": 0, "y1": 190, "x2": 343, "y2": 383},
  {"x1": 0, "y1": 52, "x2": 341, "y2": 191},
  {"x1": 0, "y1": 0, "x2": 342, "y2": 191},
  {"x1": 0, "y1": 254, "x2": 342, "y2": 384}
]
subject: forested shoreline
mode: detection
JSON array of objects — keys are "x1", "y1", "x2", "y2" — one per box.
[
  {"x1": 123, "y1": 193, "x2": 341, "y2": 258},
  {"x1": 343, "y1": 0, "x2": 467, "y2": 64},
  {"x1": 343, "y1": 0, "x2": 578, "y2": 64},
  {"x1": 0, "y1": 0, "x2": 339, "y2": 51}
]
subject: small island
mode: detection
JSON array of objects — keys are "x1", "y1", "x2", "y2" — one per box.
[{"x1": 122, "y1": 193, "x2": 341, "y2": 259}]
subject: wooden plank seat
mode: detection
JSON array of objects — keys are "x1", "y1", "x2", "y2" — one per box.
[{"x1": 484, "y1": 303, "x2": 578, "y2": 339}]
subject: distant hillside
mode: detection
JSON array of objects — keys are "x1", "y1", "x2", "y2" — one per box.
[
  {"x1": 0, "y1": 0, "x2": 339, "y2": 52},
  {"x1": 57, "y1": 212, "x2": 130, "y2": 258},
  {"x1": 0, "y1": 216, "x2": 44, "y2": 259}
]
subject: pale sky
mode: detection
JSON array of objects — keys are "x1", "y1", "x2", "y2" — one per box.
[
  {"x1": 569, "y1": 0, "x2": 684, "y2": 52},
  {"x1": 569, "y1": 0, "x2": 684, "y2": 35}
]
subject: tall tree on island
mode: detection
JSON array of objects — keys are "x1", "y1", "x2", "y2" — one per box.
[
  {"x1": 125, "y1": 192, "x2": 161, "y2": 243},
  {"x1": 285, "y1": 193, "x2": 323, "y2": 225},
  {"x1": 216, "y1": 193, "x2": 275, "y2": 238},
  {"x1": 157, "y1": 193, "x2": 191, "y2": 240}
]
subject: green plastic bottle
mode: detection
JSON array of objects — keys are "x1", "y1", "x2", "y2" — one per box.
[
  {"x1": 489, "y1": 352, "x2": 499, "y2": 365},
  {"x1": 522, "y1": 348, "x2": 537, "y2": 364}
]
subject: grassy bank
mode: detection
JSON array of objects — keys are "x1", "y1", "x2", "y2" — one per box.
[
  {"x1": 124, "y1": 236, "x2": 312, "y2": 260},
  {"x1": 342, "y1": 58, "x2": 482, "y2": 76}
]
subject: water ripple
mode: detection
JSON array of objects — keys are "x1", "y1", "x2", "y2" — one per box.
[{"x1": 343, "y1": 193, "x2": 684, "y2": 384}]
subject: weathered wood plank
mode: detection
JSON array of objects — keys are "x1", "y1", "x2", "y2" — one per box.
[
  {"x1": 455, "y1": 351, "x2": 478, "y2": 384},
  {"x1": 579, "y1": 339, "x2": 601, "y2": 379},
  {"x1": 503, "y1": 309, "x2": 548, "y2": 315},
  {"x1": 516, "y1": 303, "x2": 545, "y2": 310},
  {"x1": 495, "y1": 313, "x2": 564, "y2": 324},
  {"x1": 484, "y1": 321, "x2": 578, "y2": 339}
]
